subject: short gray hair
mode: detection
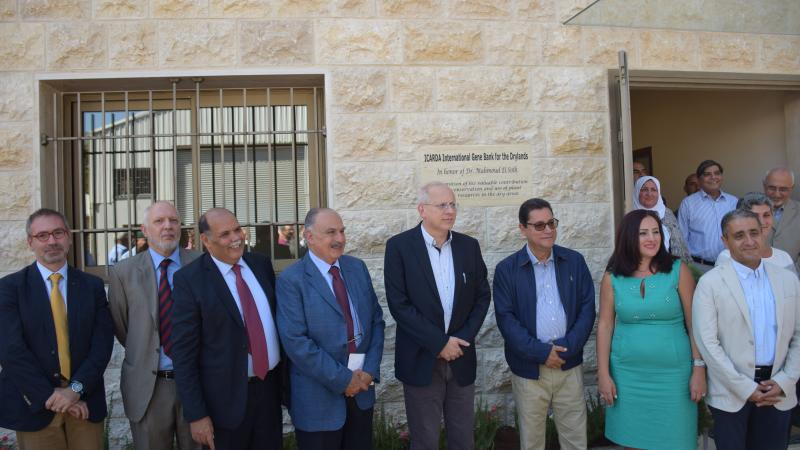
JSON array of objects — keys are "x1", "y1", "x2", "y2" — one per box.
[
  {"x1": 763, "y1": 167, "x2": 796, "y2": 184},
  {"x1": 418, "y1": 181, "x2": 453, "y2": 205},
  {"x1": 721, "y1": 209, "x2": 761, "y2": 237},
  {"x1": 736, "y1": 192, "x2": 773, "y2": 213},
  {"x1": 142, "y1": 201, "x2": 180, "y2": 225},
  {"x1": 304, "y1": 207, "x2": 337, "y2": 230},
  {"x1": 26, "y1": 208, "x2": 68, "y2": 236}
]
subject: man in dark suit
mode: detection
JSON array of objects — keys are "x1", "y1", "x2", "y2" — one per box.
[
  {"x1": 277, "y1": 208, "x2": 385, "y2": 450},
  {"x1": 384, "y1": 182, "x2": 491, "y2": 450},
  {"x1": 0, "y1": 208, "x2": 113, "y2": 450},
  {"x1": 171, "y1": 208, "x2": 283, "y2": 450},
  {"x1": 493, "y1": 198, "x2": 596, "y2": 450},
  {"x1": 108, "y1": 201, "x2": 201, "y2": 450}
]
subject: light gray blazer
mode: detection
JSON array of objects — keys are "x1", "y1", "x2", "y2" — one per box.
[{"x1": 770, "y1": 198, "x2": 800, "y2": 270}]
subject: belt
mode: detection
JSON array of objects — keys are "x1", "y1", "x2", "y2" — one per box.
[
  {"x1": 754, "y1": 365, "x2": 773, "y2": 382},
  {"x1": 156, "y1": 370, "x2": 175, "y2": 379},
  {"x1": 692, "y1": 256, "x2": 715, "y2": 266}
]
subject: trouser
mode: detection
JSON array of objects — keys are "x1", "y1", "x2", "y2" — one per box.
[
  {"x1": 295, "y1": 397, "x2": 373, "y2": 450},
  {"x1": 16, "y1": 412, "x2": 103, "y2": 450},
  {"x1": 129, "y1": 376, "x2": 199, "y2": 450},
  {"x1": 709, "y1": 402, "x2": 791, "y2": 450}
]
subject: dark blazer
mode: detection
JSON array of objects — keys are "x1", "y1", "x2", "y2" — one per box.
[
  {"x1": 276, "y1": 253, "x2": 385, "y2": 432},
  {"x1": 384, "y1": 223, "x2": 491, "y2": 387},
  {"x1": 171, "y1": 252, "x2": 284, "y2": 429},
  {"x1": 493, "y1": 245, "x2": 596, "y2": 380},
  {"x1": 0, "y1": 263, "x2": 114, "y2": 431}
]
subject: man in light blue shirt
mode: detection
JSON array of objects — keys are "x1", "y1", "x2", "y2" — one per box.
[{"x1": 678, "y1": 159, "x2": 738, "y2": 271}]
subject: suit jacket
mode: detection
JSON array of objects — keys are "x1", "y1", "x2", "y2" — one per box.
[
  {"x1": 493, "y1": 245, "x2": 596, "y2": 380},
  {"x1": 108, "y1": 248, "x2": 200, "y2": 422},
  {"x1": 171, "y1": 252, "x2": 284, "y2": 429},
  {"x1": 0, "y1": 263, "x2": 114, "y2": 431},
  {"x1": 770, "y1": 198, "x2": 800, "y2": 268},
  {"x1": 276, "y1": 253, "x2": 385, "y2": 432},
  {"x1": 384, "y1": 223, "x2": 491, "y2": 387},
  {"x1": 693, "y1": 261, "x2": 800, "y2": 412}
]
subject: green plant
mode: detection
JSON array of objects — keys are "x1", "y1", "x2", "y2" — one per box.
[
  {"x1": 474, "y1": 399, "x2": 502, "y2": 450},
  {"x1": 373, "y1": 405, "x2": 409, "y2": 450},
  {"x1": 586, "y1": 394, "x2": 606, "y2": 445},
  {"x1": 282, "y1": 432, "x2": 298, "y2": 450},
  {"x1": 0, "y1": 434, "x2": 17, "y2": 450}
]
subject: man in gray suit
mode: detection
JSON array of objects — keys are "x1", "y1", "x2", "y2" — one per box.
[
  {"x1": 764, "y1": 167, "x2": 800, "y2": 269},
  {"x1": 109, "y1": 201, "x2": 201, "y2": 450}
]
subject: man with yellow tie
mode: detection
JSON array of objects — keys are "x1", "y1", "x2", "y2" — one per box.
[{"x1": 0, "y1": 208, "x2": 114, "y2": 450}]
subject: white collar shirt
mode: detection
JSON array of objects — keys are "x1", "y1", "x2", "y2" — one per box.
[{"x1": 420, "y1": 225, "x2": 456, "y2": 332}]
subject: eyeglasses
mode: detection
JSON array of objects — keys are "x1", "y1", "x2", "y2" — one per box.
[
  {"x1": 526, "y1": 219, "x2": 559, "y2": 231},
  {"x1": 424, "y1": 202, "x2": 458, "y2": 211},
  {"x1": 765, "y1": 185, "x2": 792, "y2": 194},
  {"x1": 30, "y1": 229, "x2": 68, "y2": 242}
]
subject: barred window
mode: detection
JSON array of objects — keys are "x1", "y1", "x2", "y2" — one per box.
[{"x1": 40, "y1": 76, "x2": 326, "y2": 277}]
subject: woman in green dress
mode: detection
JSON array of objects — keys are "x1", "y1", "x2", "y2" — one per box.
[{"x1": 597, "y1": 209, "x2": 707, "y2": 449}]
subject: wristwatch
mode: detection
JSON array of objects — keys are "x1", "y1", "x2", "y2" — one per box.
[
  {"x1": 692, "y1": 359, "x2": 706, "y2": 367},
  {"x1": 69, "y1": 380, "x2": 84, "y2": 396}
]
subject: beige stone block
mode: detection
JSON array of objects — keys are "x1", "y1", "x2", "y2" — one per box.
[
  {"x1": 404, "y1": 22, "x2": 482, "y2": 63},
  {"x1": 338, "y1": 210, "x2": 406, "y2": 258},
  {"x1": 0, "y1": 173, "x2": 32, "y2": 221},
  {"x1": 546, "y1": 113, "x2": 606, "y2": 156},
  {"x1": 273, "y1": 0, "x2": 329, "y2": 16},
  {"x1": 47, "y1": 24, "x2": 107, "y2": 70},
  {"x1": 389, "y1": 67, "x2": 434, "y2": 112},
  {"x1": 331, "y1": 113, "x2": 397, "y2": 161},
  {"x1": 22, "y1": 0, "x2": 89, "y2": 18},
  {"x1": 556, "y1": 0, "x2": 594, "y2": 24},
  {"x1": 480, "y1": 112, "x2": 546, "y2": 156},
  {"x1": 437, "y1": 67, "x2": 529, "y2": 111},
  {"x1": 0, "y1": 225, "x2": 30, "y2": 272},
  {"x1": 332, "y1": 0, "x2": 372, "y2": 17},
  {"x1": 94, "y1": 0, "x2": 146, "y2": 18},
  {"x1": 700, "y1": 33, "x2": 758, "y2": 71},
  {"x1": 762, "y1": 35, "x2": 800, "y2": 73},
  {"x1": 452, "y1": 206, "x2": 486, "y2": 249},
  {"x1": 477, "y1": 348, "x2": 511, "y2": 393},
  {"x1": 0, "y1": 23, "x2": 44, "y2": 71},
  {"x1": 109, "y1": 22, "x2": 156, "y2": 68},
  {"x1": 239, "y1": 20, "x2": 313, "y2": 65},
  {"x1": 486, "y1": 206, "x2": 521, "y2": 253},
  {"x1": 577, "y1": 247, "x2": 612, "y2": 283},
  {"x1": 331, "y1": 68, "x2": 387, "y2": 113},
  {"x1": 639, "y1": 30, "x2": 699, "y2": 69},
  {"x1": 514, "y1": 0, "x2": 553, "y2": 21},
  {"x1": 152, "y1": 0, "x2": 207, "y2": 17},
  {"x1": 484, "y1": 22, "x2": 540, "y2": 66},
  {"x1": 0, "y1": 124, "x2": 32, "y2": 170},
  {"x1": 210, "y1": 0, "x2": 269, "y2": 17},
  {"x1": 476, "y1": 302, "x2": 503, "y2": 348},
  {"x1": 333, "y1": 162, "x2": 417, "y2": 209},
  {"x1": 554, "y1": 201, "x2": 612, "y2": 249},
  {"x1": 530, "y1": 67, "x2": 606, "y2": 112},
  {"x1": 529, "y1": 158, "x2": 608, "y2": 203},
  {"x1": 0, "y1": 0, "x2": 16, "y2": 19},
  {"x1": 378, "y1": 0, "x2": 441, "y2": 18},
  {"x1": 449, "y1": 0, "x2": 510, "y2": 18},
  {"x1": 541, "y1": 24, "x2": 583, "y2": 66},
  {"x1": 397, "y1": 113, "x2": 480, "y2": 159},
  {"x1": 583, "y1": 28, "x2": 637, "y2": 67},
  {"x1": 0, "y1": 73, "x2": 33, "y2": 121},
  {"x1": 317, "y1": 20, "x2": 401, "y2": 64},
  {"x1": 159, "y1": 21, "x2": 236, "y2": 68}
]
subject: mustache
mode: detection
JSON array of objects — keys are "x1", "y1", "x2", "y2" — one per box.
[{"x1": 330, "y1": 242, "x2": 344, "y2": 249}]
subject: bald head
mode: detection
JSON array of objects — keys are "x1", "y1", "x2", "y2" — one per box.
[
  {"x1": 763, "y1": 167, "x2": 795, "y2": 208},
  {"x1": 198, "y1": 208, "x2": 245, "y2": 265}
]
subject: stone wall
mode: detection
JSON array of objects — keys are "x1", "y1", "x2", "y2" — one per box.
[{"x1": 0, "y1": 0, "x2": 798, "y2": 448}]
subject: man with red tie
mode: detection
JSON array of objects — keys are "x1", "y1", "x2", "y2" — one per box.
[{"x1": 171, "y1": 208, "x2": 284, "y2": 450}]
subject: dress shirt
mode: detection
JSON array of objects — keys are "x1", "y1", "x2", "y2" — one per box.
[
  {"x1": 731, "y1": 259, "x2": 777, "y2": 366},
  {"x1": 420, "y1": 225, "x2": 456, "y2": 332},
  {"x1": 678, "y1": 189, "x2": 738, "y2": 262},
  {"x1": 37, "y1": 262, "x2": 68, "y2": 310},
  {"x1": 774, "y1": 206, "x2": 784, "y2": 226},
  {"x1": 149, "y1": 247, "x2": 182, "y2": 370},
  {"x1": 526, "y1": 246, "x2": 567, "y2": 343},
  {"x1": 108, "y1": 243, "x2": 127, "y2": 266},
  {"x1": 210, "y1": 255, "x2": 281, "y2": 374},
  {"x1": 307, "y1": 250, "x2": 363, "y2": 347}
]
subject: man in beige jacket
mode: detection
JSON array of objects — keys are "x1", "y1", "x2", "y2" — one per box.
[
  {"x1": 109, "y1": 201, "x2": 200, "y2": 450},
  {"x1": 693, "y1": 208, "x2": 800, "y2": 450}
]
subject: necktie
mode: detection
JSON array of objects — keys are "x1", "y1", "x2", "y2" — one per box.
[
  {"x1": 231, "y1": 265, "x2": 269, "y2": 379},
  {"x1": 158, "y1": 259, "x2": 174, "y2": 357},
  {"x1": 49, "y1": 273, "x2": 70, "y2": 379},
  {"x1": 329, "y1": 266, "x2": 356, "y2": 353}
]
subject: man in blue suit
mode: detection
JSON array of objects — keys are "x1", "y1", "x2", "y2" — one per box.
[
  {"x1": 0, "y1": 208, "x2": 113, "y2": 450},
  {"x1": 277, "y1": 208, "x2": 385, "y2": 450},
  {"x1": 385, "y1": 182, "x2": 491, "y2": 450},
  {"x1": 493, "y1": 198, "x2": 596, "y2": 450},
  {"x1": 171, "y1": 208, "x2": 284, "y2": 450}
]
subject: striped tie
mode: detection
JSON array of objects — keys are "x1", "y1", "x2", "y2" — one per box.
[
  {"x1": 49, "y1": 273, "x2": 70, "y2": 379},
  {"x1": 158, "y1": 258, "x2": 174, "y2": 357}
]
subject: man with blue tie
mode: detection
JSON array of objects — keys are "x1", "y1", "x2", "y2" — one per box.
[
  {"x1": 0, "y1": 208, "x2": 113, "y2": 450},
  {"x1": 493, "y1": 198, "x2": 596, "y2": 450},
  {"x1": 108, "y1": 201, "x2": 201, "y2": 450},
  {"x1": 171, "y1": 208, "x2": 284, "y2": 450},
  {"x1": 277, "y1": 208, "x2": 385, "y2": 450}
]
